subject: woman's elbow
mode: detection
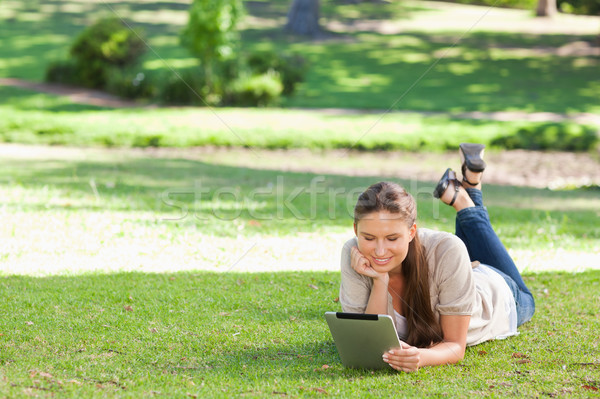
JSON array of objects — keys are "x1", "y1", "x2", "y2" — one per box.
[{"x1": 446, "y1": 342, "x2": 466, "y2": 363}]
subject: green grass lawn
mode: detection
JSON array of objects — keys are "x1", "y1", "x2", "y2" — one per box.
[
  {"x1": 1, "y1": 1, "x2": 599, "y2": 394},
  {"x1": 1, "y1": 86, "x2": 597, "y2": 152},
  {"x1": 1, "y1": 270, "x2": 599, "y2": 397},
  {"x1": 1, "y1": 142, "x2": 599, "y2": 396},
  {"x1": 2, "y1": 146, "x2": 599, "y2": 257},
  {"x1": 1, "y1": 0, "x2": 599, "y2": 113}
]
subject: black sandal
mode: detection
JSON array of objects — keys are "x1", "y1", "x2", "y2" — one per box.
[
  {"x1": 459, "y1": 143, "x2": 486, "y2": 186},
  {"x1": 433, "y1": 168, "x2": 461, "y2": 206}
]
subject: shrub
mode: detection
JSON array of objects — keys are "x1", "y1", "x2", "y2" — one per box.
[
  {"x1": 132, "y1": 134, "x2": 164, "y2": 148},
  {"x1": 247, "y1": 51, "x2": 307, "y2": 95},
  {"x1": 106, "y1": 68, "x2": 157, "y2": 100},
  {"x1": 158, "y1": 69, "x2": 216, "y2": 106},
  {"x1": 226, "y1": 72, "x2": 283, "y2": 107},
  {"x1": 491, "y1": 123, "x2": 599, "y2": 151},
  {"x1": 45, "y1": 60, "x2": 80, "y2": 85},
  {"x1": 227, "y1": 72, "x2": 283, "y2": 107},
  {"x1": 558, "y1": 0, "x2": 600, "y2": 15},
  {"x1": 218, "y1": 56, "x2": 246, "y2": 83},
  {"x1": 69, "y1": 18, "x2": 147, "y2": 88}
]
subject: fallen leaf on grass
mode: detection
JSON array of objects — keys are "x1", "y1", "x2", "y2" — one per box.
[
  {"x1": 478, "y1": 350, "x2": 488, "y2": 356},
  {"x1": 333, "y1": 297, "x2": 339, "y2": 302},
  {"x1": 511, "y1": 352, "x2": 528, "y2": 359},
  {"x1": 67, "y1": 379, "x2": 82, "y2": 385},
  {"x1": 308, "y1": 284, "x2": 318, "y2": 290},
  {"x1": 123, "y1": 305, "x2": 133, "y2": 312},
  {"x1": 219, "y1": 312, "x2": 230, "y2": 317},
  {"x1": 149, "y1": 328, "x2": 158, "y2": 333},
  {"x1": 571, "y1": 362, "x2": 600, "y2": 367},
  {"x1": 25, "y1": 321, "x2": 34, "y2": 326},
  {"x1": 312, "y1": 387, "x2": 328, "y2": 394},
  {"x1": 582, "y1": 385, "x2": 599, "y2": 391},
  {"x1": 516, "y1": 359, "x2": 532, "y2": 364},
  {"x1": 39, "y1": 372, "x2": 53, "y2": 379},
  {"x1": 321, "y1": 364, "x2": 330, "y2": 370}
]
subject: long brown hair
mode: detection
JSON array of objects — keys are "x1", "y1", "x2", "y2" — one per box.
[{"x1": 354, "y1": 181, "x2": 443, "y2": 348}]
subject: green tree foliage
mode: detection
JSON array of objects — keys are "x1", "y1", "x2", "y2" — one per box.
[{"x1": 180, "y1": 0, "x2": 244, "y2": 84}]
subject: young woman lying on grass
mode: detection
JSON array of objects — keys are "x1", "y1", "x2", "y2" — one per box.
[{"x1": 339, "y1": 143, "x2": 535, "y2": 372}]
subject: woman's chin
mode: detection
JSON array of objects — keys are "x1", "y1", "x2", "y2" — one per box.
[{"x1": 371, "y1": 261, "x2": 400, "y2": 273}]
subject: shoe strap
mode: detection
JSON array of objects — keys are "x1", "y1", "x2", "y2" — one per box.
[
  {"x1": 462, "y1": 176, "x2": 479, "y2": 187},
  {"x1": 448, "y1": 180, "x2": 460, "y2": 206}
]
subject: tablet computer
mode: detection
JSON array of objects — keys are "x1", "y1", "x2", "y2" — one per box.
[{"x1": 324, "y1": 311, "x2": 401, "y2": 369}]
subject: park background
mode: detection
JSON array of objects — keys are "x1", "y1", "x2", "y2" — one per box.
[{"x1": 1, "y1": 0, "x2": 599, "y2": 397}]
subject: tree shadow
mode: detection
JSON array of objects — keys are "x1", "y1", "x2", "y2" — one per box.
[
  {"x1": 2, "y1": 0, "x2": 599, "y2": 112},
  {"x1": 3, "y1": 152, "x2": 599, "y2": 240}
]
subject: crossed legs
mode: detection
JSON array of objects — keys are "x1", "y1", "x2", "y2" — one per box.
[{"x1": 434, "y1": 144, "x2": 535, "y2": 325}]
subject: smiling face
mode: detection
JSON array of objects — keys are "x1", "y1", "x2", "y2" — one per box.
[{"x1": 354, "y1": 211, "x2": 417, "y2": 275}]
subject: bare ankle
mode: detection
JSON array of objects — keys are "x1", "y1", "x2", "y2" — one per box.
[
  {"x1": 462, "y1": 169, "x2": 482, "y2": 189},
  {"x1": 452, "y1": 189, "x2": 475, "y2": 211}
]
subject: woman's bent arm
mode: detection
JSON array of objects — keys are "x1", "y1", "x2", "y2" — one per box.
[
  {"x1": 419, "y1": 314, "x2": 469, "y2": 366},
  {"x1": 383, "y1": 314, "x2": 470, "y2": 371},
  {"x1": 364, "y1": 277, "x2": 389, "y2": 315}
]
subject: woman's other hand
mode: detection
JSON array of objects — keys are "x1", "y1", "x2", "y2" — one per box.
[{"x1": 382, "y1": 342, "x2": 421, "y2": 372}]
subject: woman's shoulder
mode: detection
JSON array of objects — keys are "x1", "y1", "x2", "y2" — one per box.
[
  {"x1": 418, "y1": 227, "x2": 465, "y2": 252},
  {"x1": 418, "y1": 228, "x2": 470, "y2": 276},
  {"x1": 342, "y1": 236, "x2": 358, "y2": 251}
]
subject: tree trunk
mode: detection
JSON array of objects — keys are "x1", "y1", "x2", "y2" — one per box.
[
  {"x1": 536, "y1": 0, "x2": 557, "y2": 17},
  {"x1": 285, "y1": 0, "x2": 320, "y2": 36}
]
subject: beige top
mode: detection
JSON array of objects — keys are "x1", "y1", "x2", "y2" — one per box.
[{"x1": 339, "y1": 228, "x2": 514, "y2": 346}]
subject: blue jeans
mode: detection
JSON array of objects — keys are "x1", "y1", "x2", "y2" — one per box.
[{"x1": 455, "y1": 188, "x2": 535, "y2": 326}]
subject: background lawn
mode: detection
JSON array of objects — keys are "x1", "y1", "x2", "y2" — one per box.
[
  {"x1": 1, "y1": 86, "x2": 597, "y2": 152},
  {"x1": 1, "y1": 146, "x2": 598, "y2": 274},
  {"x1": 1, "y1": 0, "x2": 599, "y2": 113}
]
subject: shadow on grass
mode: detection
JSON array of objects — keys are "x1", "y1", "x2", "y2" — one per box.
[
  {"x1": 0, "y1": 86, "x2": 116, "y2": 112},
  {"x1": 3, "y1": 152, "x2": 600, "y2": 235},
  {"x1": 2, "y1": 0, "x2": 599, "y2": 112},
  {"x1": 273, "y1": 30, "x2": 600, "y2": 113}
]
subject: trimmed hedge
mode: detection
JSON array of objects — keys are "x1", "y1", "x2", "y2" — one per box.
[
  {"x1": 491, "y1": 123, "x2": 598, "y2": 151},
  {"x1": 445, "y1": 0, "x2": 537, "y2": 9}
]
